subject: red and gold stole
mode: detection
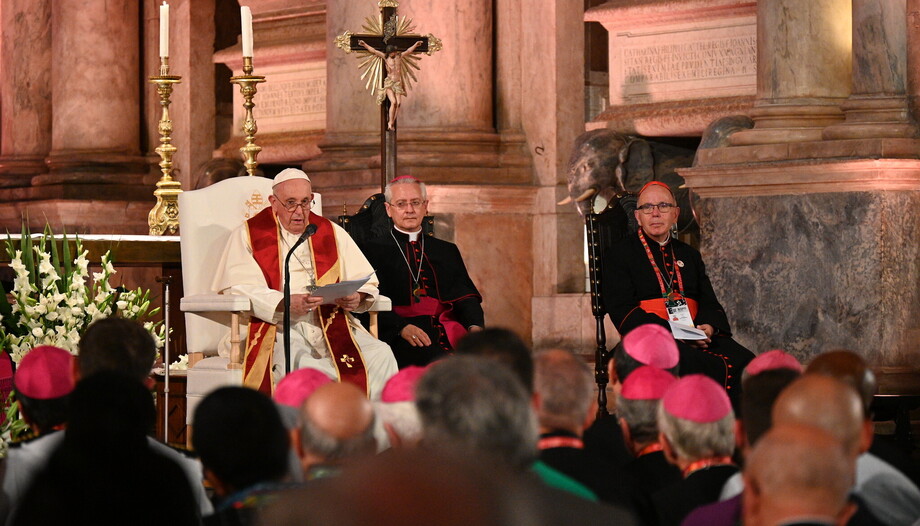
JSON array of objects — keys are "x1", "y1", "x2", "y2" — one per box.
[{"x1": 243, "y1": 208, "x2": 368, "y2": 395}]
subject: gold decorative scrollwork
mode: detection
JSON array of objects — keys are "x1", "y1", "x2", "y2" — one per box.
[
  {"x1": 424, "y1": 34, "x2": 443, "y2": 54},
  {"x1": 335, "y1": 31, "x2": 354, "y2": 53}
]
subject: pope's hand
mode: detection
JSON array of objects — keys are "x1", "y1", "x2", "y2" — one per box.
[
  {"x1": 334, "y1": 292, "x2": 365, "y2": 312},
  {"x1": 282, "y1": 294, "x2": 324, "y2": 317}
]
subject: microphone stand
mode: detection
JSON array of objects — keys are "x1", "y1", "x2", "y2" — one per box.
[{"x1": 283, "y1": 224, "x2": 317, "y2": 375}]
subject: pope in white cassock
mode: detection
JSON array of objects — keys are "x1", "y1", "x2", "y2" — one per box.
[{"x1": 213, "y1": 168, "x2": 397, "y2": 399}]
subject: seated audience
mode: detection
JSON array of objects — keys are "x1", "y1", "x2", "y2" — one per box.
[
  {"x1": 453, "y1": 327, "x2": 534, "y2": 392},
  {"x1": 414, "y1": 355, "x2": 638, "y2": 525},
  {"x1": 451, "y1": 329, "x2": 601, "y2": 500},
  {"x1": 2, "y1": 345, "x2": 74, "y2": 518},
  {"x1": 11, "y1": 372, "x2": 198, "y2": 526},
  {"x1": 534, "y1": 349, "x2": 638, "y2": 508},
  {"x1": 272, "y1": 367, "x2": 334, "y2": 481},
  {"x1": 75, "y1": 317, "x2": 212, "y2": 515},
  {"x1": 720, "y1": 349, "x2": 804, "y2": 501},
  {"x1": 808, "y1": 350, "x2": 920, "y2": 487},
  {"x1": 6, "y1": 320, "x2": 212, "y2": 517},
  {"x1": 616, "y1": 365, "x2": 681, "y2": 497},
  {"x1": 259, "y1": 446, "x2": 633, "y2": 526},
  {"x1": 194, "y1": 386, "x2": 294, "y2": 525},
  {"x1": 374, "y1": 365, "x2": 427, "y2": 450},
  {"x1": 653, "y1": 374, "x2": 737, "y2": 526},
  {"x1": 682, "y1": 351, "x2": 802, "y2": 526},
  {"x1": 296, "y1": 382, "x2": 378, "y2": 480},
  {"x1": 742, "y1": 424, "x2": 856, "y2": 526},
  {"x1": 584, "y1": 324, "x2": 680, "y2": 469},
  {"x1": 773, "y1": 373, "x2": 920, "y2": 526}
]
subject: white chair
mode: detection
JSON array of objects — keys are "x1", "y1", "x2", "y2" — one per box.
[
  {"x1": 179, "y1": 176, "x2": 278, "y2": 437},
  {"x1": 178, "y1": 176, "x2": 389, "y2": 446}
]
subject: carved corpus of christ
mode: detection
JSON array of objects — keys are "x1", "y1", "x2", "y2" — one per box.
[{"x1": 335, "y1": 1, "x2": 442, "y2": 131}]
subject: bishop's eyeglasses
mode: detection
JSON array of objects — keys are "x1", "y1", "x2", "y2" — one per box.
[
  {"x1": 636, "y1": 202, "x2": 677, "y2": 214},
  {"x1": 389, "y1": 199, "x2": 425, "y2": 210}
]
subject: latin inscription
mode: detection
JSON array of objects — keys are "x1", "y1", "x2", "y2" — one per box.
[
  {"x1": 258, "y1": 77, "x2": 326, "y2": 119},
  {"x1": 622, "y1": 36, "x2": 756, "y2": 84}
]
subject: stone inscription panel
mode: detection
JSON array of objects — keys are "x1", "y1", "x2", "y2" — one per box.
[
  {"x1": 611, "y1": 18, "x2": 757, "y2": 104},
  {"x1": 235, "y1": 64, "x2": 326, "y2": 134}
]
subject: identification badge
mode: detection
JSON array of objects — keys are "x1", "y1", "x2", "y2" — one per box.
[{"x1": 666, "y1": 298, "x2": 694, "y2": 326}]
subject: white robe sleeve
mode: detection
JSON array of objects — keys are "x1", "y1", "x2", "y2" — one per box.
[{"x1": 212, "y1": 224, "x2": 284, "y2": 324}]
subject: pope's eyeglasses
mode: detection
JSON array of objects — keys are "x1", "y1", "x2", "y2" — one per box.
[{"x1": 276, "y1": 197, "x2": 312, "y2": 212}]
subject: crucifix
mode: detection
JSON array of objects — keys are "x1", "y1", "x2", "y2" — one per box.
[{"x1": 335, "y1": 0, "x2": 442, "y2": 191}]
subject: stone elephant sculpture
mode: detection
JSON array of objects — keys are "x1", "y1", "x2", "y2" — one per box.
[{"x1": 561, "y1": 129, "x2": 698, "y2": 236}]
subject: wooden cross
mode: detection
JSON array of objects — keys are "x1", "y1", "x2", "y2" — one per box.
[{"x1": 335, "y1": 0, "x2": 441, "y2": 191}]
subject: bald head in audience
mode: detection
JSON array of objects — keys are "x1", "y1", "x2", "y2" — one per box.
[
  {"x1": 743, "y1": 425, "x2": 856, "y2": 526},
  {"x1": 296, "y1": 382, "x2": 377, "y2": 476},
  {"x1": 806, "y1": 350, "x2": 877, "y2": 417},
  {"x1": 771, "y1": 374, "x2": 871, "y2": 458}
]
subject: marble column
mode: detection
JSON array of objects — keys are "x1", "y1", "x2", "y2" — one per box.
[
  {"x1": 40, "y1": 0, "x2": 147, "y2": 185},
  {"x1": 680, "y1": 1, "x2": 920, "y2": 366},
  {"x1": 823, "y1": 0, "x2": 918, "y2": 139},
  {"x1": 0, "y1": 0, "x2": 52, "y2": 186},
  {"x1": 729, "y1": 0, "x2": 852, "y2": 145}
]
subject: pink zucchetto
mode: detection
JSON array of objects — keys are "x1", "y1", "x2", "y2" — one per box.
[
  {"x1": 272, "y1": 168, "x2": 311, "y2": 187},
  {"x1": 381, "y1": 366, "x2": 428, "y2": 403},
  {"x1": 622, "y1": 324, "x2": 679, "y2": 369},
  {"x1": 621, "y1": 366, "x2": 677, "y2": 401},
  {"x1": 273, "y1": 368, "x2": 333, "y2": 408},
  {"x1": 389, "y1": 175, "x2": 420, "y2": 184},
  {"x1": 744, "y1": 349, "x2": 802, "y2": 377},
  {"x1": 15, "y1": 345, "x2": 75, "y2": 400},
  {"x1": 662, "y1": 374, "x2": 732, "y2": 423}
]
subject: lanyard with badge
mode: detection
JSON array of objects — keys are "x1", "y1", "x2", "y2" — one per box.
[{"x1": 637, "y1": 229, "x2": 693, "y2": 326}]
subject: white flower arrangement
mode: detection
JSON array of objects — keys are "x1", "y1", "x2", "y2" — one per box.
[
  {"x1": 0, "y1": 227, "x2": 166, "y2": 452},
  {"x1": 0, "y1": 227, "x2": 165, "y2": 365},
  {"x1": 169, "y1": 354, "x2": 189, "y2": 371}
]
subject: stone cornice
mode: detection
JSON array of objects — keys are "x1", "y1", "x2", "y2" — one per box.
[{"x1": 679, "y1": 158, "x2": 920, "y2": 198}]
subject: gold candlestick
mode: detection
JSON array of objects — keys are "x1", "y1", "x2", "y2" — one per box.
[
  {"x1": 148, "y1": 57, "x2": 183, "y2": 236},
  {"x1": 230, "y1": 56, "x2": 266, "y2": 177}
]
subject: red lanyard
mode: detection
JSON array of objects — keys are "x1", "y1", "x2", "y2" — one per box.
[
  {"x1": 682, "y1": 456, "x2": 734, "y2": 478},
  {"x1": 638, "y1": 229, "x2": 684, "y2": 298},
  {"x1": 538, "y1": 436, "x2": 584, "y2": 450},
  {"x1": 637, "y1": 442, "x2": 664, "y2": 457}
]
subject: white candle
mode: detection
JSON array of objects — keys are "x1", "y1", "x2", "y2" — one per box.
[
  {"x1": 241, "y1": 6, "x2": 253, "y2": 57},
  {"x1": 159, "y1": 2, "x2": 169, "y2": 58}
]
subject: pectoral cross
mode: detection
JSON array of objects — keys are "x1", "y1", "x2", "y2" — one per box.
[
  {"x1": 340, "y1": 354, "x2": 356, "y2": 368},
  {"x1": 335, "y1": 0, "x2": 442, "y2": 191}
]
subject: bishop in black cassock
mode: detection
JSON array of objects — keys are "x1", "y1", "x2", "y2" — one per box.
[
  {"x1": 602, "y1": 181, "x2": 754, "y2": 401},
  {"x1": 361, "y1": 176, "x2": 484, "y2": 368}
]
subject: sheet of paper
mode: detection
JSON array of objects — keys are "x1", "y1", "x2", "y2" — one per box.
[
  {"x1": 668, "y1": 321, "x2": 709, "y2": 340},
  {"x1": 311, "y1": 274, "x2": 372, "y2": 303}
]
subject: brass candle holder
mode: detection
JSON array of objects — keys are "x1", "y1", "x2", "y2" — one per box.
[
  {"x1": 230, "y1": 56, "x2": 266, "y2": 177},
  {"x1": 148, "y1": 57, "x2": 183, "y2": 236}
]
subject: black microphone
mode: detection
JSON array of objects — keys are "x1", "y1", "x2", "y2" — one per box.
[{"x1": 283, "y1": 223, "x2": 318, "y2": 375}]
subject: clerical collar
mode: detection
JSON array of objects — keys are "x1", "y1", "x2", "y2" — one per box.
[
  {"x1": 656, "y1": 233, "x2": 671, "y2": 246},
  {"x1": 394, "y1": 226, "x2": 422, "y2": 242}
]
